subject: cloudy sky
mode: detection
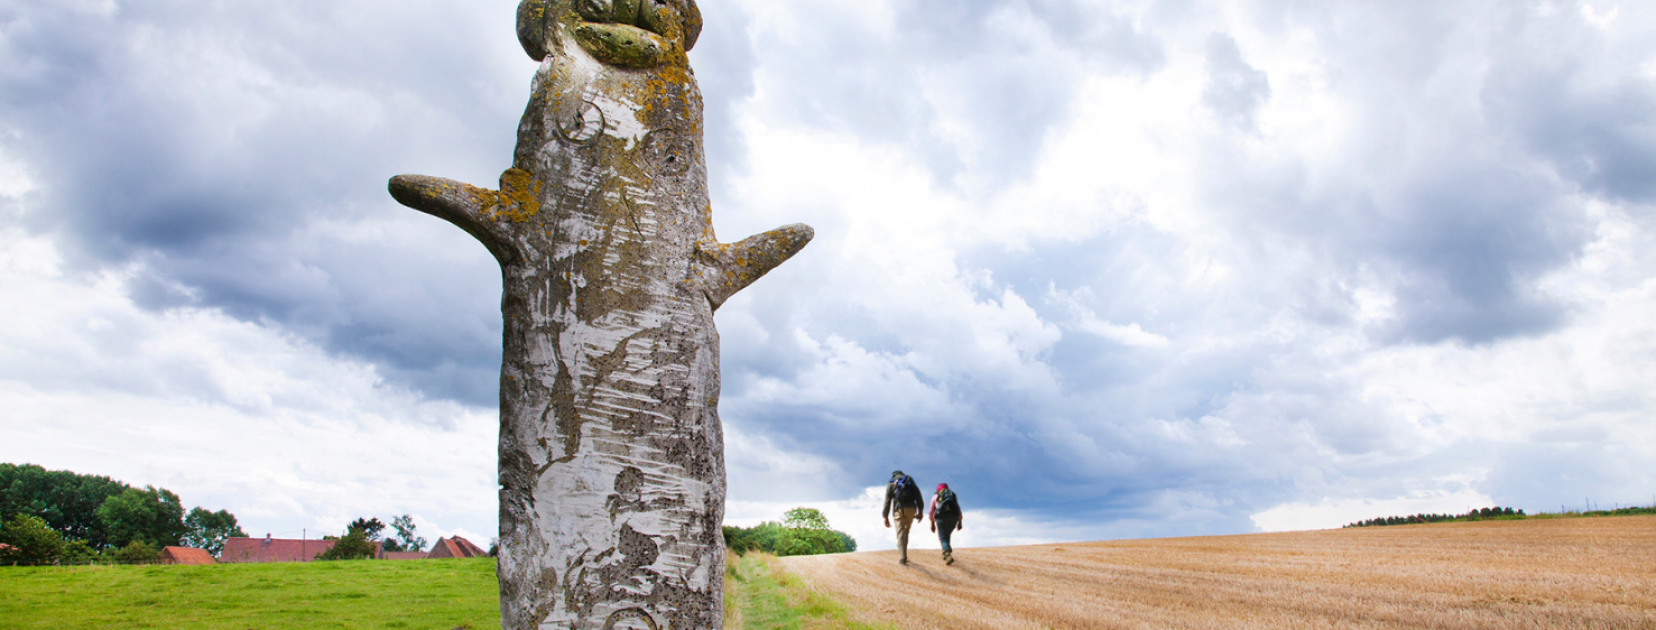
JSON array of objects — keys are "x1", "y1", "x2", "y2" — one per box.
[{"x1": 3, "y1": 0, "x2": 1653, "y2": 552}]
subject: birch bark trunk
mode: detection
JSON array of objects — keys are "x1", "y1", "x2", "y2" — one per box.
[{"x1": 389, "y1": 2, "x2": 812, "y2": 627}]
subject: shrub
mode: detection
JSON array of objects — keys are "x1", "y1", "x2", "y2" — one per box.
[
  {"x1": 105, "y1": 540, "x2": 160, "y2": 564},
  {"x1": 0, "y1": 513, "x2": 67, "y2": 566},
  {"x1": 725, "y1": 508, "x2": 856, "y2": 557},
  {"x1": 61, "y1": 539, "x2": 98, "y2": 564}
]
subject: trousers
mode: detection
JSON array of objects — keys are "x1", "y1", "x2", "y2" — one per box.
[
  {"x1": 895, "y1": 506, "x2": 919, "y2": 560},
  {"x1": 936, "y1": 516, "x2": 958, "y2": 553}
]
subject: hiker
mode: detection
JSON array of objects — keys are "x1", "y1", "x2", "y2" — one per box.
[
  {"x1": 929, "y1": 483, "x2": 964, "y2": 565},
  {"x1": 882, "y1": 470, "x2": 926, "y2": 565}
]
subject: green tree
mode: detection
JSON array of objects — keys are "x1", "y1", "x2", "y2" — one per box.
[
  {"x1": 0, "y1": 463, "x2": 129, "y2": 549},
  {"x1": 183, "y1": 507, "x2": 246, "y2": 556},
  {"x1": 348, "y1": 517, "x2": 386, "y2": 541},
  {"x1": 722, "y1": 526, "x2": 751, "y2": 554},
  {"x1": 836, "y1": 530, "x2": 857, "y2": 553},
  {"x1": 0, "y1": 513, "x2": 66, "y2": 566},
  {"x1": 390, "y1": 514, "x2": 426, "y2": 552},
  {"x1": 783, "y1": 507, "x2": 830, "y2": 530},
  {"x1": 316, "y1": 524, "x2": 377, "y2": 560},
  {"x1": 96, "y1": 486, "x2": 187, "y2": 548}
]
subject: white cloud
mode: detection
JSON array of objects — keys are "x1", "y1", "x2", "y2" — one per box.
[
  {"x1": 1050, "y1": 287, "x2": 1172, "y2": 348},
  {"x1": 0, "y1": 226, "x2": 497, "y2": 541},
  {"x1": 1251, "y1": 488, "x2": 1496, "y2": 532},
  {"x1": 1581, "y1": 3, "x2": 1620, "y2": 30}
]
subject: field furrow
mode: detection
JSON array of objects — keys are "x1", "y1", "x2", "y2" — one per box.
[{"x1": 780, "y1": 516, "x2": 1656, "y2": 630}]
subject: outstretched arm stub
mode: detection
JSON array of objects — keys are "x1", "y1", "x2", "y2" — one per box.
[
  {"x1": 388, "y1": 173, "x2": 530, "y2": 264},
  {"x1": 696, "y1": 223, "x2": 814, "y2": 311}
]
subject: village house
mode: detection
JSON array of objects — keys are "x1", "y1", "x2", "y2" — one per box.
[
  {"x1": 427, "y1": 536, "x2": 486, "y2": 559},
  {"x1": 219, "y1": 534, "x2": 383, "y2": 563},
  {"x1": 159, "y1": 546, "x2": 217, "y2": 565},
  {"x1": 217, "y1": 534, "x2": 485, "y2": 562}
]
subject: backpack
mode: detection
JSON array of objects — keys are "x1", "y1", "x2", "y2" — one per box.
[
  {"x1": 894, "y1": 475, "x2": 923, "y2": 507},
  {"x1": 936, "y1": 488, "x2": 961, "y2": 520}
]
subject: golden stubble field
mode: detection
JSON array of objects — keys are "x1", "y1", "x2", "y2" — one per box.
[{"x1": 780, "y1": 516, "x2": 1656, "y2": 630}]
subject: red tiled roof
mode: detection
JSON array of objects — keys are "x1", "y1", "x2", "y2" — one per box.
[
  {"x1": 160, "y1": 546, "x2": 217, "y2": 565},
  {"x1": 454, "y1": 535, "x2": 487, "y2": 557},
  {"x1": 219, "y1": 537, "x2": 383, "y2": 563},
  {"x1": 426, "y1": 535, "x2": 486, "y2": 559}
]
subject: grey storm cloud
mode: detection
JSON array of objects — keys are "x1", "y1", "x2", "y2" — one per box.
[
  {"x1": 1, "y1": 0, "x2": 532, "y2": 405},
  {"x1": 1186, "y1": 2, "x2": 1615, "y2": 346},
  {"x1": 1481, "y1": 19, "x2": 1656, "y2": 205}
]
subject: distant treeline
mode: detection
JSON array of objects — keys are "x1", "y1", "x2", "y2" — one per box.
[
  {"x1": 724, "y1": 507, "x2": 856, "y2": 557},
  {"x1": 1345, "y1": 504, "x2": 1656, "y2": 529},
  {"x1": 1345, "y1": 507, "x2": 1523, "y2": 528},
  {"x1": 0, "y1": 463, "x2": 244, "y2": 566},
  {"x1": 1556, "y1": 506, "x2": 1656, "y2": 518}
]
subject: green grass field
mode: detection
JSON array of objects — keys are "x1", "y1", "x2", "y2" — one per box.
[
  {"x1": 1, "y1": 554, "x2": 869, "y2": 630},
  {"x1": 0, "y1": 558, "x2": 499, "y2": 630}
]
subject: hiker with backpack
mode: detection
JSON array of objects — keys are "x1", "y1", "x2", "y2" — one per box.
[
  {"x1": 929, "y1": 483, "x2": 963, "y2": 565},
  {"x1": 882, "y1": 470, "x2": 926, "y2": 565}
]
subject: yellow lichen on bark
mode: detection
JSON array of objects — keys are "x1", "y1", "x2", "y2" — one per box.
[{"x1": 478, "y1": 168, "x2": 543, "y2": 223}]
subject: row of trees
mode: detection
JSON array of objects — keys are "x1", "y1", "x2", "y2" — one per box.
[
  {"x1": 0, "y1": 463, "x2": 245, "y2": 565},
  {"x1": 1344, "y1": 506, "x2": 1525, "y2": 528},
  {"x1": 723, "y1": 508, "x2": 856, "y2": 557}
]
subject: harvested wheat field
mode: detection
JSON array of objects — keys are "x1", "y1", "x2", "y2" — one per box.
[{"x1": 779, "y1": 516, "x2": 1656, "y2": 630}]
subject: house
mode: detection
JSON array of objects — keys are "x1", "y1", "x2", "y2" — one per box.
[
  {"x1": 427, "y1": 535, "x2": 486, "y2": 559},
  {"x1": 219, "y1": 534, "x2": 383, "y2": 563},
  {"x1": 382, "y1": 536, "x2": 488, "y2": 560},
  {"x1": 159, "y1": 546, "x2": 217, "y2": 565}
]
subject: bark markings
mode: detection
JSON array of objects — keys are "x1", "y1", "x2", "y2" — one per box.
[{"x1": 390, "y1": 1, "x2": 810, "y2": 628}]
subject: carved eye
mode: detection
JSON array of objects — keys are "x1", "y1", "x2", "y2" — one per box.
[{"x1": 554, "y1": 99, "x2": 606, "y2": 145}]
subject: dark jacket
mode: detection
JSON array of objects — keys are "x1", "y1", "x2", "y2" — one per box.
[{"x1": 882, "y1": 476, "x2": 925, "y2": 518}]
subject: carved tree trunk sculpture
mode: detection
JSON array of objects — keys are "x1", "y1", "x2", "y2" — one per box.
[{"x1": 388, "y1": 2, "x2": 812, "y2": 628}]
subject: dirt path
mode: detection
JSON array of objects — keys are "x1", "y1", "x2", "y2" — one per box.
[{"x1": 778, "y1": 516, "x2": 1656, "y2": 629}]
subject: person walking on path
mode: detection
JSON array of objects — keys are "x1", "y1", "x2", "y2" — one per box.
[
  {"x1": 882, "y1": 470, "x2": 925, "y2": 565},
  {"x1": 929, "y1": 483, "x2": 964, "y2": 565}
]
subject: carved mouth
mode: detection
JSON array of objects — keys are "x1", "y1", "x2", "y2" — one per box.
[{"x1": 571, "y1": 0, "x2": 701, "y2": 68}]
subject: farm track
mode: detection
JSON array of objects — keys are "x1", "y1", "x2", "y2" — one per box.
[{"x1": 779, "y1": 516, "x2": 1656, "y2": 629}]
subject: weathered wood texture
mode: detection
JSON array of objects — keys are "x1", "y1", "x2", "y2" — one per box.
[{"x1": 389, "y1": 2, "x2": 812, "y2": 628}]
